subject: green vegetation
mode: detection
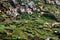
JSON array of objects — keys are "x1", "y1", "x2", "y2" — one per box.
[{"x1": 0, "y1": 0, "x2": 60, "y2": 40}]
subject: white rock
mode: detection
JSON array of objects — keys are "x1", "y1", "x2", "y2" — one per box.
[
  {"x1": 26, "y1": 8, "x2": 33, "y2": 14},
  {"x1": 45, "y1": 37, "x2": 50, "y2": 40},
  {"x1": 20, "y1": 8, "x2": 25, "y2": 13},
  {"x1": 28, "y1": 1, "x2": 34, "y2": 8}
]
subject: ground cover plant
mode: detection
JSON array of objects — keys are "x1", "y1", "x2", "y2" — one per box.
[{"x1": 0, "y1": 0, "x2": 60, "y2": 40}]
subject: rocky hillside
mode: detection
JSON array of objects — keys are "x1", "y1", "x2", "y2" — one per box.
[{"x1": 0, "y1": 0, "x2": 60, "y2": 40}]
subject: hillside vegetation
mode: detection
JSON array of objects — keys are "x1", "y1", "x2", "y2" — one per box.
[{"x1": 0, "y1": 0, "x2": 60, "y2": 40}]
